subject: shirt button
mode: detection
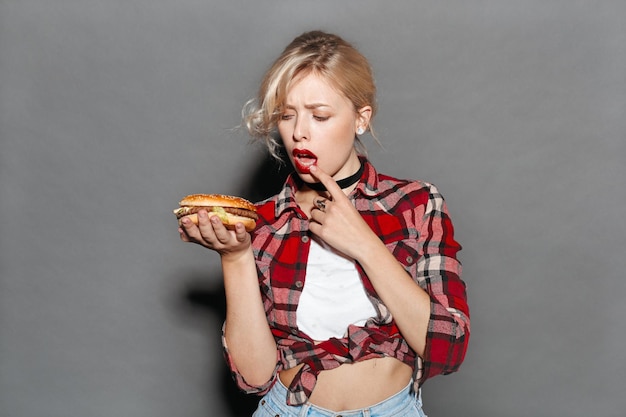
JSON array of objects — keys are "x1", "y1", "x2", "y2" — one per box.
[
  {"x1": 406, "y1": 256, "x2": 414, "y2": 264},
  {"x1": 295, "y1": 281, "x2": 303, "y2": 288},
  {"x1": 301, "y1": 235, "x2": 309, "y2": 243}
]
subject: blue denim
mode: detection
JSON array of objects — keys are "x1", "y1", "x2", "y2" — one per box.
[{"x1": 252, "y1": 378, "x2": 427, "y2": 417}]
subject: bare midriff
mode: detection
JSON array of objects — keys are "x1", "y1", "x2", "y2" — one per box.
[{"x1": 278, "y1": 357, "x2": 413, "y2": 411}]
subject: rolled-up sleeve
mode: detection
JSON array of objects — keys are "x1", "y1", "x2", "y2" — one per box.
[
  {"x1": 221, "y1": 323, "x2": 281, "y2": 394},
  {"x1": 414, "y1": 185, "x2": 470, "y2": 382}
]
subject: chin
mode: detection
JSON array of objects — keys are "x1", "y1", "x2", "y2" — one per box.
[{"x1": 295, "y1": 171, "x2": 315, "y2": 183}]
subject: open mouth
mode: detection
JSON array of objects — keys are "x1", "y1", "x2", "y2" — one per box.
[{"x1": 292, "y1": 149, "x2": 318, "y2": 174}]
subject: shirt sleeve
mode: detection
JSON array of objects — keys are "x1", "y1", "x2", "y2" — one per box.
[
  {"x1": 414, "y1": 184, "x2": 470, "y2": 383},
  {"x1": 221, "y1": 322, "x2": 281, "y2": 395}
]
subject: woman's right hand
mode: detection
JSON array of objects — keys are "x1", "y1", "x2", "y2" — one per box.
[{"x1": 178, "y1": 209, "x2": 252, "y2": 261}]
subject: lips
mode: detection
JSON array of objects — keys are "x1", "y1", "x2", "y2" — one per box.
[{"x1": 292, "y1": 148, "x2": 318, "y2": 174}]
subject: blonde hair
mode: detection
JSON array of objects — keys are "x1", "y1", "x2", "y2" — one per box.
[{"x1": 244, "y1": 31, "x2": 378, "y2": 161}]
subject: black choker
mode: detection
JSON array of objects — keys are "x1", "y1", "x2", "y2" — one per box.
[{"x1": 303, "y1": 161, "x2": 365, "y2": 191}]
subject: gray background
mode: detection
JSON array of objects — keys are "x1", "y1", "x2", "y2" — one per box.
[{"x1": 1, "y1": 1, "x2": 625, "y2": 416}]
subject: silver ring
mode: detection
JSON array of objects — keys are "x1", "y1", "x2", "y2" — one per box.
[{"x1": 315, "y1": 199, "x2": 327, "y2": 211}]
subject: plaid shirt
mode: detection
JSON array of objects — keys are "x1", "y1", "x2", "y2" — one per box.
[{"x1": 222, "y1": 159, "x2": 470, "y2": 405}]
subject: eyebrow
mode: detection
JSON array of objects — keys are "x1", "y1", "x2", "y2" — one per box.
[{"x1": 284, "y1": 103, "x2": 331, "y2": 110}]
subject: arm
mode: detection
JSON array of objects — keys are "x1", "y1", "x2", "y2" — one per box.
[
  {"x1": 351, "y1": 231, "x2": 432, "y2": 356},
  {"x1": 179, "y1": 210, "x2": 278, "y2": 387},
  {"x1": 308, "y1": 166, "x2": 469, "y2": 373},
  {"x1": 408, "y1": 188, "x2": 469, "y2": 379}
]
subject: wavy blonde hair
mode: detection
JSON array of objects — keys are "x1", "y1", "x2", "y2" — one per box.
[{"x1": 244, "y1": 31, "x2": 378, "y2": 161}]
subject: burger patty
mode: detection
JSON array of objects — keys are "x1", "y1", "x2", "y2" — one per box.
[
  {"x1": 176, "y1": 206, "x2": 258, "y2": 220},
  {"x1": 222, "y1": 206, "x2": 258, "y2": 219}
]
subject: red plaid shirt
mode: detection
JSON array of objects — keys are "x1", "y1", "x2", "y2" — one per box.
[{"x1": 222, "y1": 159, "x2": 470, "y2": 405}]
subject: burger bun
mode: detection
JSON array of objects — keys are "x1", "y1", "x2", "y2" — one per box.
[{"x1": 174, "y1": 194, "x2": 257, "y2": 232}]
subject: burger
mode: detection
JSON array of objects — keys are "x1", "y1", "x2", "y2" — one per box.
[{"x1": 174, "y1": 194, "x2": 258, "y2": 232}]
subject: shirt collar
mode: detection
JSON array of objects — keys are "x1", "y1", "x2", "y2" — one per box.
[{"x1": 355, "y1": 157, "x2": 380, "y2": 198}]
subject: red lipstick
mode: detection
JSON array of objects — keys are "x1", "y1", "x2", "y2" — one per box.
[{"x1": 292, "y1": 148, "x2": 318, "y2": 174}]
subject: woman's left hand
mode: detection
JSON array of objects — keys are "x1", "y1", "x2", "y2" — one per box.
[{"x1": 308, "y1": 164, "x2": 378, "y2": 261}]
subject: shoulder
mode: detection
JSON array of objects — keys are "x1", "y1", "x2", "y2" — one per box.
[
  {"x1": 253, "y1": 194, "x2": 281, "y2": 228},
  {"x1": 254, "y1": 195, "x2": 277, "y2": 215},
  {"x1": 252, "y1": 185, "x2": 299, "y2": 232},
  {"x1": 368, "y1": 171, "x2": 442, "y2": 213}
]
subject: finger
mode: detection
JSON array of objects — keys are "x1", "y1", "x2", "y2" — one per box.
[
  {"x1": 180, "y1": 223, "x2": 206, "y2": 244},
  {"x1": 195, "y1": 210, "x2": 217, "y2": 237},
  {"x1": 233, "y1": 222, "x2": 250, "y2": 242},
  {"x1": 179, "y1": 216, "x2": 201, "y2": 239},
  {"x1": 192, "y1": 213, "x2": 233, "y2": 246},
  {"x1": 308, "y1": 215, "x2": 329, "y2": 242},
  {"x1": 309, "y1": 206, "x2": 325, "y2": 225},
  {"x1": 313, "y1": 197, "x2": 327, "y2": 212},
  {"x1": 309, "y1": 165, "x2": 345, "y2": 202},
  {"x1": 178, "y1": 227, "x2": 191, "y2": 242},
  {"x1": 207, "y1": 215, "x2": 233, "y2": 244}
]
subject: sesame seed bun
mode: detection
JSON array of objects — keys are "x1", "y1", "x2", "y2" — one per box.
[{"x1": 174, "y1": 194, "x2": 257, "y2": 232}]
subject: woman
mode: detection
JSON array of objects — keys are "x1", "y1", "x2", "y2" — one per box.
[{"x1": 179, "y1": 31, "x2": 470, "y2": 417}]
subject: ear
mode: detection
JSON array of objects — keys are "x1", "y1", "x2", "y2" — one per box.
[{"x1": 355, "y1": 106, "x2": 372, "y2": 133}]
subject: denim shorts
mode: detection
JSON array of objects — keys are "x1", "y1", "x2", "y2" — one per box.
[{"x1": 252, "y1": 378, "x2": 427, "y2": 417}]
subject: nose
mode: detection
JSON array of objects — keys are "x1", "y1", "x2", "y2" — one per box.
[{"x1": 293, "y1": 116, "x2": 309, "y2": 142}]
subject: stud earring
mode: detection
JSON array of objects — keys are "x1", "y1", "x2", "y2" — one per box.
[{"x1": 357, "y1": 127, "x2": 365, "y2": 135}]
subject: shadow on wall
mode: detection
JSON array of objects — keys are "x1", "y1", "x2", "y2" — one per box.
[
  {"x1": 238, "y1": 146, "x2": 294, "y2": 204},
  {"x1": 178, "y1": 150, "x2": 293, "y2": 416},
  {"x1": 182, "y1": 281, "x2": 260, "y2": 416}
]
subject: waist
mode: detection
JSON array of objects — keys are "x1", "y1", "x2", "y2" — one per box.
[{"x1": 279, "y1": 357, "x2": 413, "y2": 410}]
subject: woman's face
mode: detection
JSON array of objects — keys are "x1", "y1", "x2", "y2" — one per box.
[{"x1": 278, "y1": 72, "x2": 371, "y2": 183}]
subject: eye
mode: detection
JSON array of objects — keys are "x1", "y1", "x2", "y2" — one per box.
[
  {"x1": 313, "y1": 115, "x2": 329, "y2": 122},
  {"x1": 280, "y1": 113, "x2": 294, "y2": 121}
]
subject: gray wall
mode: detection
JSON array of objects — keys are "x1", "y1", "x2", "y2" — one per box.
[{"x1": 1, "y1": 1, "x2": 624, "y2": 416}]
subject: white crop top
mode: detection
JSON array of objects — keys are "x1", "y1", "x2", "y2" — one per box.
[{"x1": 296, "y1": 237, "x2": 377, "y2": 341}]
